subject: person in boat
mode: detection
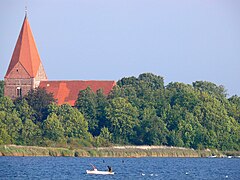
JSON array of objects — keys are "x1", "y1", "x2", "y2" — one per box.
[
  {"x1": 107, "y1": 166, "x2": 112, "y2": 172},
  {"x1": 91, "y1": 164, "x2": 97, "y2": 171}
]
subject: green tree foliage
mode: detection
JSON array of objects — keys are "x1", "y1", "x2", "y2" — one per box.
[
  {"x1": 193, "y1": 81, "x2": 227, "y2": 98},
  {"x1": 0, "y1": 80, "x2": 4, "y2": 98},
  {"x1": 105, "y1": 97, "x2": 139, "y2": 143},
  {"x1": 118, "y1": 73, "x2": 164, "y2": 90},
  {"x1": 54, "y1": 104, "x2": 89, "y2": 138},
  {"x1": 228, "y1": 95, "x2": 240, "y2": 123},
  {"x1": 21, "y1": 119, "x2": 42, "y2": 145},
  {"x1": 117, "y1": 73, "x2": 165, "y2": 110},
  {"x1": 0, "y1": 96, "x2": 15, "y2": 112},
  {"x1": 14, "y1": 98, "x2": 35, "y2": 123},
  {"x1": 75, "y1": 87, "x2": 98, "y2": 135},
  {"x1": 43, "y1": 113, "x2": 64, "y2": 141},
  {"x1": 0, "y1": 90, "x2": 91, "y2": 146},
  {"x1": 0, "y1": 111, "x2": 22, "y2": 144},
  {"x1": 0, "y1": 97, "x2": 22, "y2": 144},
  {"x1": 109, "y1": 74, "x2": 239, "y2": 150},
  {"x1": 24, "y1": 87, "x2": 56, "y2": 122},
  {"x1": 166, "y1": 82, "x2": 200, "y2": 112},
  {"x1": 137, "y1": 107, "x2": 168, "y2": 145},
  {"x1": 0, "y1": 127, "x2": 11, "y2": 145},
  {"x1": 99, "y1": 127, "x2": 112, "y2": 142},
  {"x1": 94, "y1": 127, "x2": 112, "y2": 147},
  {"x1": 96, "y1": 89, "x2": 110, "y2": 133},
  {"x1": 0, "y1": 73, "x2": 239, "y2": 150}
]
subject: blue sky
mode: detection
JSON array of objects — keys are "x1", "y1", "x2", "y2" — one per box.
[{"x1": 0, "y1": 0, "x2": 240, "y2": 96}]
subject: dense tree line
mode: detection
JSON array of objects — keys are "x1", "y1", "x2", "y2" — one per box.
[{"x1": 0, "y1": 74, "x2": 239, "y2": 150}]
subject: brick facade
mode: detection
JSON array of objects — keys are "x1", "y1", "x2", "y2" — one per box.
[
  {"x1": 4, "y1": 78, "x2": 33, "y2": 99},
  {"x1": 4, "y1": 62, "x2": 47, "y2": 99}
]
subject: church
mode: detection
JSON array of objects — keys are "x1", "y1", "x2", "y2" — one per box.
[{"x1": 4, "y1": 14, "x2": 116, "y2": 106}]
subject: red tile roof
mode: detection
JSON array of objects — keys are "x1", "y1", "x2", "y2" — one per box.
[
  {"x1": 39, "y1": 80, "x2": 116, "y2": 106},
  {"x1": 5, "y1": 16, "x2": 42, "y2": 78}
]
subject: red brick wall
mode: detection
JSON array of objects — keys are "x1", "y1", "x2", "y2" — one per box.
[
  {"x1": 4, "y1": 62, "x2": 47, "y2": 99},
  {"x1": 4, "y1": 78, "x2": 33, "y2": 99}
]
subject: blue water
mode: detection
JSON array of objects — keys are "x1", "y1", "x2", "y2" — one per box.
[{"x1": 0, "y1": 157, "x2": 239, "y2": 179}]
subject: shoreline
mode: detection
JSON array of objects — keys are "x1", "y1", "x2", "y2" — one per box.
[{"x1": 0, "y1": 145, "x2": 239, "y2": 158}]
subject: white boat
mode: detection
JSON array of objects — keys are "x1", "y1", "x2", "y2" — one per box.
[
  {"x1": 86, "y1": 164, "x2": 114, "y2": 175},
  {"x1": 86, "y1": 170, "x2": 114, "y2": 175},
  {"x1": 207, "y1": 155, "x2": 217, "y2": 158}
]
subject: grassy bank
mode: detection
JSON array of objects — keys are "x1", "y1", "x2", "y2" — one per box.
[
  {"x1": 0, "y1": 145, "x2": 74, "y2": 157},
  {"x1": 0, "y1": 145, "x2": 238, "y2": 158}
]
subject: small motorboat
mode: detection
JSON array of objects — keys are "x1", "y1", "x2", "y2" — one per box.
[
  {"x1": 86, "y1": 164, "x2": 114, "y2": 175},
  {"x1": 86, "y1": 170, "x2": 114, "y2": 175}
]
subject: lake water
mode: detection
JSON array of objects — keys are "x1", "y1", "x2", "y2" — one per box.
[{"x1": 0, "y1": 157, "x2": 239, "y2": 179}]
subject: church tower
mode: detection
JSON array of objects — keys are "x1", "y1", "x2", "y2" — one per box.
[{"x1": 4, "y1": 14, "x2": 47, "y2": 99}]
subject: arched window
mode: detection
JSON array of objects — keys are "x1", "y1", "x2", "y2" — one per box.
[{"x1": 16, "y1": 87, "x2": 22, "y2": 97}]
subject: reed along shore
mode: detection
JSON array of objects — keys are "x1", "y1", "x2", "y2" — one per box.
[{"x1": 1, "y1": 145, "x2": 239, "y2": 158}]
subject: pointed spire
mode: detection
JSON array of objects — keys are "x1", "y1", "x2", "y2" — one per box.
[
  {"x1": 25, "y1": 6, "x2": 27, "y2": 17},
  {"x1": 5, "y1": 15, "x2": 45, "y2": 78},
  {"x1": 25, "y1": 0, "x2": 28, "y2": 17}
]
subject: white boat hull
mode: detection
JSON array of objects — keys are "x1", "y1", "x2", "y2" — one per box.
[{"x1": 86, "y1": 170, "x2": 114, "y2": 175}]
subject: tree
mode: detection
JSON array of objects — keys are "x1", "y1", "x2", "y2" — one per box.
[
  {"x1": 75, "y1": 87, "x2": 98, "y2": 135},
  {"x1": 105, "y1": 97, "x2": 139, "y2": 143},
  {"x1": 21, "y1": 119, "x2": 42, "y2": 145},
  {"x1": 193, "y1": 81, "x2": 227, "y2": 98},
  {"x1": 117, "y1": 73, "x2": 164, "y2": 90},
  {"x1": 138, "y1": 73, "x2": 164, "y2": 90},
  {"x1": 194, "y1": 92, "x2": 240, "y2": 150},
  {"x1": 96, "y1": 89, "x2": 110, "y2": 134},
  {"x1": 228, "y1": 95, "x2": 240, "y2": 123},
  {"x1": 0, "y1": 122, "x2": 11, "y2": 145},
  {"x1": 166, "y1": 82, "x2": 200, "y2": 112},
  {"x1": 229, "y1": 95, "x2": 240, "y2": 106},
  {"x1": 107, "y1": 85, "x2": 124, "y2": 99},
  {"x1": 43, "y1": 113, "x2": 64, "y2": 141},
  {"x1": 116, "y1": 73, "x2": 165, "y2": 111},
  {"x1": 177, "y1": 112, "x2": 200, "y2": 148},
  {"x1": 57, "y1": 104, "x2": 89, "y2": 138},
  {"x1": 99, "y1": 127, "x2": 112, "y2": 142},
  {"x1": 14, "y1": 98, "x2": 35, "y2": 123},
  {"x1": 0, "y1": 97, "x2": 15, "y2": 113},
  {"x1": 0, "y1": 97, "x2": 21, "y2": 144},
  {"x1": 117, "y1": 76, "x2": 138, "y2": 87},
  {"x1": 0, "y1": 110, "x2": 22, "y2": 144},
  {"x1": 94, "y1": 127, "x2": 113, "y2": 147},
  {"x1": 166, "y1": 104, "x2": 184, "y2": 131},
  {"x1": 138, "y1": 107, "x2": 168, "y2": 145},
  {"x1": 167, "y1": 130, "x2": 184, "y2": 147},
  {"x1": 24, "y1": 87, "x2": 56, "y2": 123}
]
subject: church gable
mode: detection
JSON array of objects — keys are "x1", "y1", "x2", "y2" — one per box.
[{"x1": 5, "y1": 62, "x2": 31, "y2": 79}]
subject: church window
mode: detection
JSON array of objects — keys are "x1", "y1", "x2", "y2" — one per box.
[{"x1": 16, "y1": 87, "x2": 22, "y2": 97}]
